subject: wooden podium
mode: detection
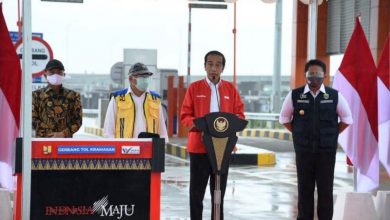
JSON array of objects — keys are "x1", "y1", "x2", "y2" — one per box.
[{"x1": 24, "y1": 138, "x2": 164, "y2": 220}]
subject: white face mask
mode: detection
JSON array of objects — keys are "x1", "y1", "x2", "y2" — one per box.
[
  {"x1": 46, "y1": 74, "x2": 65, "y2": 85},
  {"x1": 135, "y1": 77, "x2": 151, "y2": 91}
]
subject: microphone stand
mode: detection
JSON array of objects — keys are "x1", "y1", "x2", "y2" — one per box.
[
  {"x1": 214, "y1": 173, "x2": 221, "y2": 220},
  {"x1": 212, "y1": 75, "x2": 221, "y2": 220}
]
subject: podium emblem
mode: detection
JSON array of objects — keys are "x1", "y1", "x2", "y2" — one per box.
[{"x1": 214, "y1": 117, "x2": 229, "y2": 133}]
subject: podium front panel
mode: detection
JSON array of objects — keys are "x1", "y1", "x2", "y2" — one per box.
[{"x1": 30, "y1": 138, "x2": 163, "y2": 220}]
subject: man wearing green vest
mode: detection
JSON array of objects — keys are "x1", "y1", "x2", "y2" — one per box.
[{"x1": 103, "y1": 62, "x2": 168, "y2": 140}]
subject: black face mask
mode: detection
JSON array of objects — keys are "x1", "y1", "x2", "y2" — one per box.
[{"x1": 306, "y1": 76, "x2": 324, "y2": 88}]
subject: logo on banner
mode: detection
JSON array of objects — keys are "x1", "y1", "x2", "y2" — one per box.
[
  {"x1": 121, "y1": 146, "x2": 141, "y2": 155},
  {"x1": 43, "y1": 145, "x2": 52, "y2": 155},
  {"x1": 93, "y1": 196, "x2": 135, "y2": 219},
  {"x1": 44, "y1": 195, "x2": 135, "y2": 219},
  {"x1": 214, "y1": 117, "x2": 229, "y2": 133}
]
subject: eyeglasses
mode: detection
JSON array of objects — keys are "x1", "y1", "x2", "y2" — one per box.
[{"x1": 305, "y1": 71, "x2": 324, "y2": 78}]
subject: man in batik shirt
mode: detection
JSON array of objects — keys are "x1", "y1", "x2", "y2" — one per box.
[{"x1": 32, "y1": 59, "x2": 82, "y2": 138}]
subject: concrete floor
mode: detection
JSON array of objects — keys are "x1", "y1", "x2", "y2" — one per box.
[{"x1": 161, "y1": 151, "x2": 355, "y2": 219}]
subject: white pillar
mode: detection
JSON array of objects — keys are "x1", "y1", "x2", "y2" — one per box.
[{"x1": 21, "y1": 0, "x2": 32, "y2": 219}]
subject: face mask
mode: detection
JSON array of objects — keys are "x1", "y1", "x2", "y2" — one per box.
[
  {"x1": 305, "y1": 71, "x2": 324, "y2": 88},
  {"x1": 306, "y1": 76, "x2": 324, "y2": 88},
  {"x1": 46, "y1": 74, "x2": 64, "y2": 85},
  {"x1": 135, "y1": 77, "x2": 150, "y2": 91}
]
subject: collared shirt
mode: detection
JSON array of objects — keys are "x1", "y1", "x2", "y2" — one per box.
[
  {"x1": 103, "y1": 87, "x2": 168, "y2": 141},
  {"x1": 32, "y1": 86, "x2": 83, "y2": 137},
  {"x1": 205, "y1": 77, "x2": 221, "y2": 112},
  {"x1": 279, "y1": 84, "x2": 353, "y2": 125}
]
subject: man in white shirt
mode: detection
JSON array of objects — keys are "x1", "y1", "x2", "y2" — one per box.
[
  {"x1": 103, "y1": 62, "x2": 168, "y2": 141},
  {"x1": 279, "y1": 59, "x2": 352, "y2": 220}
]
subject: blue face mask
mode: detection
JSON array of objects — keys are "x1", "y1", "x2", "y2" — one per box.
[{"x1": 135, "y1": 77, "x2": 151, "y2": 91}]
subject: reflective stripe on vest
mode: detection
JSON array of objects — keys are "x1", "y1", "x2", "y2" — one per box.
[{"x1": 115, "y1": 92, "x2": 160, "y2": 138}]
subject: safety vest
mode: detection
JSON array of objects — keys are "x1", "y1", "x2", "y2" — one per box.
[{"x1": 114, "y1": 91, "x2": 161, "y2": 138}]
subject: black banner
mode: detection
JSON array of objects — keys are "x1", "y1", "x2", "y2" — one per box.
[{"x1": 31, "y1": 170, "x2": 151, "y2": 220}]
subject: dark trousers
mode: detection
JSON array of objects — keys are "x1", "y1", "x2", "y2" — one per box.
[
  {"x1": 295, "y1": 151, "x2": 336, "y2": 220},
  {"x1": 189, "y1": 153, "x2": 229, "y2": 220}
]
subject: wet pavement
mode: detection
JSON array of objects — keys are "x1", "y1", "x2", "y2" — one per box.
[
  {"x1": 160, "y1": 150, "x2": 354, "y2": 220},
  {"x1": 74, "y1": 131, "x2": 389, "y2": 220}
]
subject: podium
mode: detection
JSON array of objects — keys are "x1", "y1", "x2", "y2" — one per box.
[
  {"x1": 28, "y1": 138, "x2": 164, "y2": 220},
  {"x1": 194, "y1": 112, "x2": 247, "y2": 220}
]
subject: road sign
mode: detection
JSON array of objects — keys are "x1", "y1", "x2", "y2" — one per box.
[
  {"x1": 15, "y1": 36, "x2": 53, "y2": 78},
  {"x1": 110, "y1": 62, "x2": 124, "y2": 84},
  {"x1": 9, "y1": 31, "x2": 43, "y2": 44}
]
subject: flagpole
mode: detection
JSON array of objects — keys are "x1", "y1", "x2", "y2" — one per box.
[
  {"x1": 307, "y1": 0, "x2": 318, "y2": 60},
  {"x1": 353, "y1": 167, "x2": 357, "y2": 192},
  {"x1": 21, "y1": 0, "x2": 32, "y2": 219}
]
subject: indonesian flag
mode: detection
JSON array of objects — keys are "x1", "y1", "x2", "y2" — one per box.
[
  {"x1": 0, "y1": 3, "x2": 22, "y2": 190},
  {"x1": 377, "y1": 35, "x2": 390, "y2": 176},
  {"x1": 333, "y1": 18, "x2": 379, "y2": 192}
]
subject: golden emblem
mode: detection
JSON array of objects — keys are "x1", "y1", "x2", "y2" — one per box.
[
  {"x1": 214, "y1": 117, "x2": 229, "y2": 133},
  {"x1": 299, "y1": 110, "x2": 305, "y2": 116},
  {"x1": 323, "y1": 93, "x2": 329, "y2": 99},
  {"x1": 43, "y1": 145, "x2": 52, "y2": 155}
]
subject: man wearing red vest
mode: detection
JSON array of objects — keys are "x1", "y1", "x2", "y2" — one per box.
[{"x1": 180, "y1": 50, "x2": 245, "y2": 220}]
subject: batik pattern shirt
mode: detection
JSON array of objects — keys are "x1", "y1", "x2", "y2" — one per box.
[{"x1": 32, "y1": 86, "x2": 83, "y2": 137}]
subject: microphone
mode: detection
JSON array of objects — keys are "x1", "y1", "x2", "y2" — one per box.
[{"x1": 212, "y1": 76, "x2": 220, "y2": 111}]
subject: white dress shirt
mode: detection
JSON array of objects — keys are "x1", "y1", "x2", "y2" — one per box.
[
  {"x1": 205, "y1": 77, "x2": 221, "y2": 112},
  {"x1": 103, "y1": 87, "x2": 168, "y2": 141},
  {"x1": 279, "y1": 84, "x2": 353, "y2": 125}
]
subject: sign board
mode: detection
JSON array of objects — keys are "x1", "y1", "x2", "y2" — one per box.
[
  {"x1": 32, "y1": 76, "x2": 43, "y2": 83},
  {"x1": 15, "y1": 37, "x2": 53, "y2": 78},
  {"x1": 9, "y1": 32, "x2": 43, "y2": 44},
  {"x1": 110, "y1": 62, "x2": 124, "y2": 84}
]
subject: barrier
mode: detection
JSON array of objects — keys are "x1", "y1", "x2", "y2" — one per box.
[
  {"x1": 84, "y1": 127, "x2": 104, "y2": 137},
  {"x1": 237, "y1": 129, "x2": 293, "y2": 141},
  {"x1": 85, "y1": 127, "x2": 294, "y2": 142},
  {"x1": 165, "y1": 143, "x2": 276, "y2": 166},
  {"x1": 333, "y1": 192, "x2": 378, "y2": 220},
  {"x1": 0, "y1": 188, "x2": 12, "y2": 220},
  {"x1": 375, "y1": 191, "x2": 390, "y2": 220}
]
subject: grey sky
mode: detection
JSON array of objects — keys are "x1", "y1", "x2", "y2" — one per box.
[{"x1": 3, "y1": 0, "x2": 299, "y2": 76}]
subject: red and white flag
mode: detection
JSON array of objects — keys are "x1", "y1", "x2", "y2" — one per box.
[
  {"x1": 333, "y1": 18, "x2": 379, "y2": 192},
  {"x1": 377, "y1": 35, "x2": 390, "y2": 176},
  {"x1": 0, "y1": 3, "x2": 22, "y2": 190}
]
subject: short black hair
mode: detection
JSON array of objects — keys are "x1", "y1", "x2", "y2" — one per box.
[
  {"x1": 304, "y1": 59, "x2": 326, "y2": 73},
  {"x1": 204, "y1": 50, "x2": 226, "y2": 67},
  {"x1": 45, "y1": 59, "x2": 65, "y2": 71}
]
